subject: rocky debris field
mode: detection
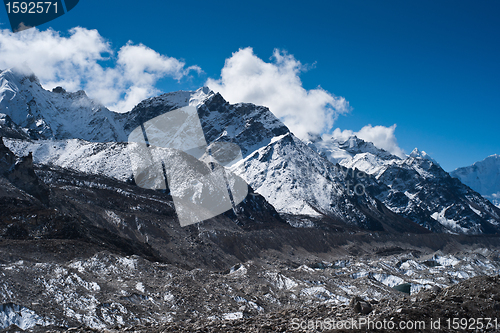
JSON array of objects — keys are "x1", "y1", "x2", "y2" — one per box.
[
  {"x1": 4, "y1": 275, "x2": 500, "y2": 332},
  {"x1": 115, "y1": 274, "x2": 500, "y2": 333},
  {"x1": 1, "y1": 245, "x2": 500, "y2": 332}
]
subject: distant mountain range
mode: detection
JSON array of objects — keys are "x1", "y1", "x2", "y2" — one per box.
[
  {"x1": 1, "y1": 67, "x2": 500, "y2": 235},
  {"x1": 452, "y1": 155, "x2": 500, "y2": 209}
]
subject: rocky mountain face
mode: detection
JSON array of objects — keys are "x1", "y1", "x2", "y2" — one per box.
[
  {"x1": 451, "y1": 155, "x2": 500, "y2": 208},
  {"x1": 2, "y1": 67, "x2": 500, "y2": 234},
  {"x1": 370, "y1": 155, "x2": 500, "y2": 234},
  {"x1": 0, "y1": 137, "x2": 292, "y2": 268},
  {"x1": 310, "y1": 135, "x2": 500, "y2": 234},
  {"x1": 1, "y1": 67, "x2": 500, "y2": 237},
  {"x1": 0, "y1": 138, "x2": 49, "y2": 206},
  {"x1": 0, "y1": 69, "x2": 124, "y2": 142},
  {"x1": 0, "y1": 68, "x2": 427, "y2": 234}
]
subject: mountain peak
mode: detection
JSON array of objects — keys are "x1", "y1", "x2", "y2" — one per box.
[
  {"x1": 451, "y1": 154, "x2": 500, "y2": 209},
  {"x1": 409, "y1": 148, "x2": 439, "y2": 165},
  {"x1": 0, "y1": 66, "x2": 39, "y2": 85},
  {"x1": 132, "y1": 87, "x2": 215, "y2": 112},
  {"x1": 198, "y1": 86, "x2": 212, "y2": 95},
  {"x1": 340, "y1": 135, "x2": 365, "y2": 149},
  {"x1": 409, "y1": 147, "x2": 422, "y2": 156},
  {"x1": 0, "y1": 69, "x2": 123, "y2": 142},
  {"x1": 190, "y1": 86, "x2": 215, "y2": 106},
  {"x1": 338, "y1": 136, "x2": 397, "y2": 161}
]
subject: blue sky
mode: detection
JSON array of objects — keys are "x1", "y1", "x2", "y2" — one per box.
[{"x1": 1, "y1": 0, "x2": 499, "y2": 171}]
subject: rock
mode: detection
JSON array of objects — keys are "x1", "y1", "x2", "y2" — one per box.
[
  {"x1": 350, "y1": 296, "x2": 373, "y2": 314},
  {"x1": 1, "y1": 142, "x2": 50, "y2": 205},
  {"x1": 52, "y1": 86, "x2": 66, "y2": 94}
]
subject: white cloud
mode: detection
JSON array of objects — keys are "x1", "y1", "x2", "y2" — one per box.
[
  {"x1": 0, "y1": 29, "x2": 403, "y2": 157},
  {"x1": 330, "y1": 124, "x2": 405, "y2": 158},
  {"x1": 0, "y1": 27, "x2": 201, "y2": 111},
  {"x1": 206, "y1": 47, "x2": 350, "y2": 140}
]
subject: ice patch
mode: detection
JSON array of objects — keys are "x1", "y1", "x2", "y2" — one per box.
[
  {"x1": 300, "y1": 286, "x2": 335, "y2": 301},
  {"x1": 229, "y1": 264, "x2": 247, "y2": 277},
  {"x1": 0, "y1": 303, "x2": 49, "y2": 330},
  {"x1": 448, "y1": 271, "x2": 473, "y2": 279},
  {"x1": 117, "y1": 257, "x2": 137, "y2": 270},
  {"x1": 266, "y1": 272, "x2": 298, "y2": 290},
  {"x1": 468, "y1": 204, "x2": 482, "y2": 217},
  {"x1": 371, "y1": 274, "x2": 406, "y2": 288},
  {"x1": 434, "y1": 255, "x2": 460, "y2": 267},
  {"x1": 223, "y1": 312, "x2": 243, "y2": 320},
  {"x1": 135, "y1": 282, "x2": 145, "y2": 293},
  {"x1": 350, "y1": 271, "x2": 370, "y2": 279},
  {"x1": 163, "y1": 293, "x2": 175, "y2": 302},
  {"x1": 410, "y1": 284, "x2": 425, "y2": 294},
  {"x1": 431, "y1": 206, "x2": 469, "y2": 233},
  {"x1": 105, "y1": 210, "x2": 125, "y2": 227},
  {"x1": 400, "y1": 260, "x2": 426, "y2": 271}
]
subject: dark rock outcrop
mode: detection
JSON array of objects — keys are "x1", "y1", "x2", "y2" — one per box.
[{"x1": 1, "y1": 138, "x2": 49, "y2": 205}]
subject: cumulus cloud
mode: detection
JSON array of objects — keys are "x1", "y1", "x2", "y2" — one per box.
[
  {"x1": 0, "y1": 29, "x2": 402, "y2": 155},
  {"x1": 0, "y1": 27, "x2": 201, "y2": 111},
  {"x1": 329, "y1": 124, "x2": 406, "y2": 158},
  {"x1": 206, "y1": 47, "x2": 350, "y2": 140}
]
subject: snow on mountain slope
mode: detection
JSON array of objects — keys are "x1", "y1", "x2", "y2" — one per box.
[
  {"x1": 185, "y1": 93, "x2": 427, "y2": 232},
  {"x1": 5, "y1": 137, "x2": 250, "y2": 227},
  {"x1": 0, "y1": 113, "x2": 30, "y2": 139},
  {"x1": 309, "y1": 135, "x2": 402, "y2": 177},
  {"x1": 368, "y1": 155, "x2": 500, "y2": 234},
  {"x1": 3, "y1": 86, "x2": 416, "y2": 231},
  {"x1": 451, "y1": 155, "x2": 500, "y2": 208},
  {"x1": 1, "y1": 68, "x2": 498, "y2": 234},
  {"x1": 409, "y1": 148, "x2": 439, "y2": 166},
  {"x1": 305, "y1": 134, "x2": 352, "y2": 164},
  {"x1": 233, "y1": 133, "x2": 356, "y2": 218},
  {"x1": 0, "y1": 68, "x2": 214, "y2": 143},
  {"x1": 4, "y1": 138, "x2": 133, "y2": 182},
  {"x1": 124, "y1": 92, "x2": 394, "y2": 230},
  {"x1": 0, "y1": 68, "x2": 126, "y2": 142},
  {"x1": 0, "y1": 303, "x2": 51, "y2": 330},
  {"x1": 341, "y1": 152, "x2": 399, "y2": 178},
  {"x1": 308, "y1": 136, "x2": 500, "y2": 234}
]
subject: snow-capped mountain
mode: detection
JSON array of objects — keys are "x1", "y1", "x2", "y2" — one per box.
[
  {"x1": 451, "y1": 155, "x2": 500, "y2": 208},
  {"x1": 120, "y1": 89, "x2": 436, "y2": 233},
  {"x1": 0, "y1": 68, "x2": 420, "y2": 232},
  {"x1": 0, "y1": 68, "x2": 218, "y2": 143},
  {"x1": 310, "y1": 135, "x2": 500, "y2": 234},
  {"x1": 0, "y1": 68, "x2": 125, "y2": 142},
  {"x1": 409, "y1": 147, "x2": 440, "y2": 166},
  {"x1": 307, "y1": 134, "x2": 402, "y2": 177},
  {"x1": 1, "y1": 67, "x2": 500, "y2": 234},
  {"x1": 370, "y1": 155, "x2": 500, "y2": 234}
]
